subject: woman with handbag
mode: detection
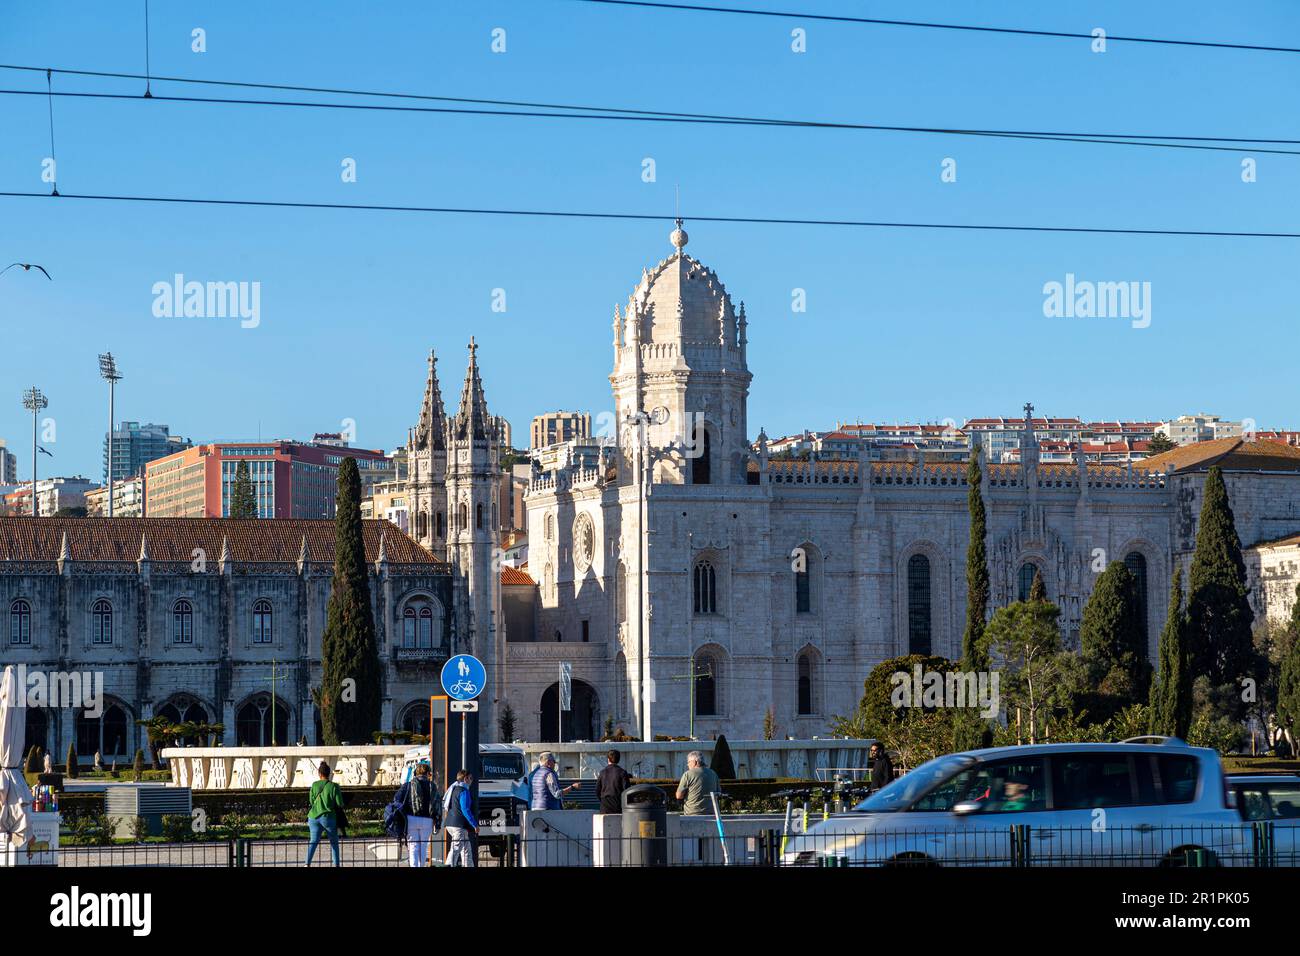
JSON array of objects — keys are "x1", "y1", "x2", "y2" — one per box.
[{"x1": 306, "y1": 761, "x2": 345, "y2": 866}]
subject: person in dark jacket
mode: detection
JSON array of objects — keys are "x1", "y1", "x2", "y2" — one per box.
[
  {"x1": 393, "y1": 761, "x2": 439, "y2": 868},
  {"x1": 595, "y1": 749, "x2": 633, "y2": 814},
  {"x1": 869, "y1": 742, "x2": 894, "y2": 792},
  {"x1": 443, "y1": 770, "x2": 478, "y2": 867}
]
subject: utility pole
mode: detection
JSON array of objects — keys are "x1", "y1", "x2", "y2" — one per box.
[
  {"x1": 98, "y1": 353, "x2": 122, "y2": 516},
  {"x1": 21, "y1": 386, "x2": 47, "y2": 516}
]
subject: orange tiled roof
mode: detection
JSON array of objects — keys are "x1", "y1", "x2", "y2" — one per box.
[
  {"x1": 500, "y1": 566, "x2": 535, "y2": 586},
  {"x1": 1136, "y1": 438, "x2": 1300, "y2": 474},
  {"x1": 0, "y1": 517, "x2": 441, "y2": 565}
]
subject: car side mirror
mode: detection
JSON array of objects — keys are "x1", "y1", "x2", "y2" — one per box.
[{"x1": 952, "y1": 800, "x2": 981, "y2": 816}]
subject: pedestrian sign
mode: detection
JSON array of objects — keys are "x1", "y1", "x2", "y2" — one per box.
[{"x1": 441, "y1": 654, "x2": 486, "y2": 701}]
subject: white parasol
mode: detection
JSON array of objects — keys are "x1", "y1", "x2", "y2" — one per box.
[{"x1": 0, "y1": 665, "x2": 32, "y2": 848}]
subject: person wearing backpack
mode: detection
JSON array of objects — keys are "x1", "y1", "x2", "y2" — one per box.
[{"x1": 391, "y1": 761, "x2": 440, "y2": 867}]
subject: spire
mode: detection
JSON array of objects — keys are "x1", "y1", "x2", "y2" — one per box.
[
  {"x1": 454, "y1": 337, "x2": 492, "y2": 441},
  {"x1": 59, "y1": 530, "x2": 71, "y2": 562},
  {"x1": 297, "y1": 533, "x2": 310, "y2": 567},
  {"x1": 415, "y1": 348, "x2": 447, "y2": 450},
  {"x1": 137, "y1": 532, "x2": 149, "y2": 562}
]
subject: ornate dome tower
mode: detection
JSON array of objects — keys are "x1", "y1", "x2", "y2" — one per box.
[{"x1": 610, "y1": 221, "x2": 752, "y2": 485}]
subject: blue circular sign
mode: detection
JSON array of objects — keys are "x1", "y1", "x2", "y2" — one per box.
[{"x1": 441, "y1": 654, "x2": 486, "y2": 701}]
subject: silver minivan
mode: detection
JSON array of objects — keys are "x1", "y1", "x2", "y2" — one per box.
[{"x1": 783, "y1": 739, "x2": 1249, "y2": 866}]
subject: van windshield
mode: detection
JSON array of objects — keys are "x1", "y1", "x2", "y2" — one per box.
[
  {"x1": 480, "y1": 753, "x2": 526, "y2": 780},
  {"x1": 852, "y1": 754, "x2": 977, "y2": 813}
]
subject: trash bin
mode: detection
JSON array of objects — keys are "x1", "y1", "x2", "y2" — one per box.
[{"x1": 621, "y1": 784, "x2": 668, "y2": 867}]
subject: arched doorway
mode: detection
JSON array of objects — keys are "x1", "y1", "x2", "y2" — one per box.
[
  {"x1": 156, "y1": 696, "x2": 212, "y2": 745},
  {"x1": 539, "y1": 679, "x2": 600, "y2": 743},
  {"x1": 24, "y1": 708, "x2": 48, "y2": 758},
  {"x1": 76, "y1": 700, "x2": 130, "y2": 760},
  {"x1": 235, "y1": 695, "x2": 291, "y2": 746}
]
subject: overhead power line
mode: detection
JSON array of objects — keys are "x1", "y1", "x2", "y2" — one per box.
[
  {"x1": 1, "y1": 190, "x2": 1296, "y2": 239},
  {"x1": 564, "y1": 0, "x2": 1300, "y2": 55},
  {"x1": 2, "y1": 67, "x2": 1296, "y2": 156}
]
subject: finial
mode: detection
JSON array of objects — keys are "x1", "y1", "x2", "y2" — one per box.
[
  {"x1": 670, "y1": 218, "x2": 689, "y2": 251},
  {"x1": 468, "y1": 336, "x2": 477, "y2": 363}
]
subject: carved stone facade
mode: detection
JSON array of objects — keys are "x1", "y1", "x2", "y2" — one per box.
[
  {"x1": 0, "y1": 518, "x2": 452, "y2": 760},
  {"x1": 512, "y1": 224, "x2": 1300, "y2": 742}
]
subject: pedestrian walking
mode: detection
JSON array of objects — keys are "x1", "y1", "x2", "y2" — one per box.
[
  {"x1": 393, "y1": 761, "x2": 440, "y2": 867},
  {"x1": 306, "y1": 761, "x2": 344, "y2": 866},
  {"x1": 869, "y1": 742, "x2": 894, "y2": 793},
  {"x1": 595, "y1": 749, "x2": 633, "y2": 814},
  {"x1": 443, "y1": 769, "x2": 478, "y2": 867},
  {"x1": 529, "y1": 752, "x2": 580, "y2": 810},
  {"x1": 675, "y1": 750, "x2": 721, "y2": 815}
]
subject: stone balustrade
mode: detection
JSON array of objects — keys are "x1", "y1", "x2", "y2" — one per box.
[{"x1": 159, "y1": 745, "x2": 412, "y2": 790}]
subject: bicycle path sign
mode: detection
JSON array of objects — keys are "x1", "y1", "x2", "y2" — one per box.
[{"x1": 441, "y1": 654, "x2": 486, "y2": 701}]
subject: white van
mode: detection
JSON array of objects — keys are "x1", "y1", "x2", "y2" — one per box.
[{"x1": 783, "y1": 738, "x2": 1250, "y2": 867}]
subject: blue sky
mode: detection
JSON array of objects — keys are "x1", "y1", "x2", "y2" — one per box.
[{"x1": 1, "y1": 1, "x2": 1296, "y2": 481}]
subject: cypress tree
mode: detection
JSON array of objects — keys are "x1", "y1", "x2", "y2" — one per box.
[
  {"x1": 1277, "y1": 583, "x2": 1300, "y2": 751},
  {"x1": 962, "y1": 443, "x2": 990, "y2": 668},
  {"x1": 1185, "y1": 466, "x2": 1254, "y2": 690},
  {"x1": 1149, "y1": 566, "x2": 1192, "y2": 738},
  {"x1": 320, "y1": 458, "x2": 382, "y2": 744},
  {"x1": 229, "y1": 459, "x2": 258, "y2": 518},
  {"x1": 1029, "y1": 569, "x2": 1047, "y2": 604},
  {"x1": 1080, "y1": 561, "x2": 1148, "y2": 685},
  {"x1": 65, "y1": 743, "x2": 78, "y2": 778},
  {"x1": 710, "y1": 734, "x2": 737, "y2": 779}
]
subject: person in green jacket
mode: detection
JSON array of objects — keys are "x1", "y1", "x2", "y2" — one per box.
[{"x1": 307, "y1": 762, "x2": 344, "y2": 866}]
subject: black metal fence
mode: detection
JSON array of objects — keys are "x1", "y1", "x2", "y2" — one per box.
[{"x1": 47, "y1": 822, "x2": 1297, "y2": 868}]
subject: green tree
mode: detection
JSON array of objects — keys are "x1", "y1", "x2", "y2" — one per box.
[
  {"x1": 1185, "y1": 466, "x2": 1255, "y2": 707},
  {"x1": 320, "y1": 458, "x2": 382, "y2": 744},
  {"x1": 228, "y1": 459, "x2": 258, "y2": 518},
  {"x1": 1028, "y1": 569, "x2": 1047, "y2": 604},
  {"x1": 1146, "y1": 434, "x2": 1177, "y2": 455},
  {"x1": 962, "y1": 445, "x2": 990, "y2": 669},
  {"x1": 1277, "y1": 584, "x2": 1300, "y2": 752},
  {"x1": 24, "y1": 745, "x2": 41, "y2": 775},
  {"x1": 710, "y1": 734, "x2": 736, "y2": 779},
  {"x1": 1080, "y1": 560, "x2": 1151, "y2": 719},
  {"x1": 981, "y1": 599, "x2": 1064, "y2": 744},
  {"x1": 132, "y1": 748, "x2": 146, "y2": 782},
  {"x1": 65, "y1": 743, "x2": 78, "y2": 778},
  {"x1": 498, "y1": 702, "x2": 518, "y2": 742},
  {"x1": 1149, "y1": 566, "x2": 1192, "y2": 738}
]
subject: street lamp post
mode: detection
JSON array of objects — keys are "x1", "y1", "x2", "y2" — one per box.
[
  {"x1": 98, "y1": 353, "x2": 122, "y2": 517},
  {"x1": 21, "y1": 386, "x2": 48, "y2": 517}
]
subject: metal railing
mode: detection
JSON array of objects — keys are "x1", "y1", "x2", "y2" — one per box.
[{"x1": 45, "y1": 822, "x2": 1298, "y2": 868}]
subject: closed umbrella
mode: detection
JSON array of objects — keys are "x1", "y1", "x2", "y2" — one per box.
[{"x1": 0, "y1": 665, "x2": 32, "y2": 849}]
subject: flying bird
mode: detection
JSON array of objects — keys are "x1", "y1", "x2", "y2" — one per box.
[
  {"x1": 1, "y1": 263, "x2": 52, "y2": 280},
  {"x1": 38, "y1": 446, "x2": 53, "y2": 458}
]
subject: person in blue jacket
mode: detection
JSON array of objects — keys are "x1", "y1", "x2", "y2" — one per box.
[{"x1": 443, "y1": 769, "x2": 478, "y2": 867}]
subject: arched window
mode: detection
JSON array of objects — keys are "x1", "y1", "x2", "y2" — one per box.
[
  {"x1": 172, "y1": 600, "x2": 194, "y2": 645},
  {"x1": 236, "y1": 695, "x2": 290, "y2": 747},
  {"x1": 795, "y1": 560, "x2": 811, "y2": 614},
  {"x1": 692, "y1": 426, "x2": 712, "y2": 485},
  {"x1": 693, "y1": 561, "x2": 717, "y2": 615},
  {"x1": 399, "y1": 701, "x2": 430, "y2": 737},
  {"x1": 416, "y1": 511, "x2": 428, "y2": 540},
  {"x1": 545, "y1": 514, "x2": 554, "y2": 541},
  {"x1": 77, "y1": 701, "x2": 128, "y2": 757},
  {"x1": 543, "y1": 562, "x2": 555, "y2": 603},
  {"x1": 797, "y1": 650, "x2": 818, "y2": 716},
  {"x1": 401, "y1": 604, "x2": 435, "y2": 648},
  {"x1": 458, "y1": 503, "x2": 468, "y2": 532},
  {"x1": 614, "y1": 562, "x2": 627, "y2": 627},
  {"x1": 91, "y1": 599, "x2": 113, "y2": 645},
  {"x1": 907, "y1": 554, "x2": 932, "y2": 655},
  {"x1": 156, "y1": 698, "x2": 211, "y2": 745},
  {"x1": 476, "y1": 503, "x2": 483, "y2": 530},
  {"x1": 252, "y1": 599, "x2": 273, "y2": 644},
  {"x1": 1017, "y1": 563, "x2": 1040, "y2": 603},
  {"x1": 9, "y1": 599, "x2": 31, "y2": 645},
  {"x1": 435, "y1": 511, "x2": 445, "y2": 538},
  {"x1": 615, "y1": 651, "x2": 628, "y2": 718},
  {"x1": 693, "y1": 649, "x2": 720, "y2": 716},
  {"x1": 1124, "y1": 551, "x2": 1149, "y2": 642}
]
